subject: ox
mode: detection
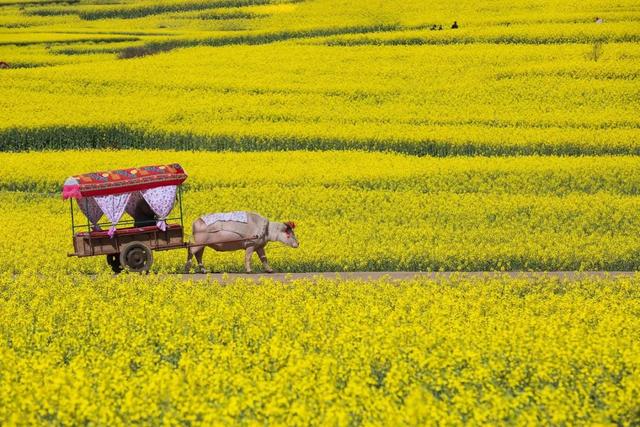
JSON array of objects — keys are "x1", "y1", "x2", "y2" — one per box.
[{"x1": 184, "y1": 211, "x2": 298, "y2": 273}]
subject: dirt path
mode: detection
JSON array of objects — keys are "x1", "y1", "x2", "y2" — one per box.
[{"x1": 180, "y1": 271, "x2": 639, "y2": 283}]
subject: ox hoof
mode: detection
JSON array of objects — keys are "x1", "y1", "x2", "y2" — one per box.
[
  {"x1": 183, "y1": 261, "x2": 192, "y2": 274},
  {"x1": 265, "y1": 269, "x2": 274, "y2": 274}
]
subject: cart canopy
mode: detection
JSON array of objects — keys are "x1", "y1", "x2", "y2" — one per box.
[
  {"x1": 63, "y1": 164, "x2": 187, "y2": 236},
  {"x1": 62, "y1": 163, "x2": 187, "y2": 199}
]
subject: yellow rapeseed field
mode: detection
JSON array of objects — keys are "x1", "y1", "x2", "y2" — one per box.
[
  {"x1": 1, "y1": 273, "x2": 639, "y2": 425},
  {"x1": 1, "y1": 0, "x2": 639, "y2": 154},
  {"x1": 3, "y1": 151, "x2": 640, "y2": 273},
  {"x1": 2, "y1": 0, "x2": 640, "y2": 424}
]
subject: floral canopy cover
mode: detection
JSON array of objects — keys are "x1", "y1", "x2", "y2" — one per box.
[{"x1": 62, "y1": 164, "x2": 187, "y2": 237}]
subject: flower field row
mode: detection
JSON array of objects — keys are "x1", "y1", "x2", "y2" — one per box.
[
  {"x1": 319, "y1": 21, "x2": 640, "y2": 46},
  {"x1": 3, "y1": 151, "x2": 640, "y2": 273},
  {"x1": 24, "y1": 0, "x2": 277, "y2": 20},
  {"x1": 1, "y1": 0, "x2": 638, "y2": 155},
  {"x1": 1, "y1": 273, "x2": 638, "y2": 425}
]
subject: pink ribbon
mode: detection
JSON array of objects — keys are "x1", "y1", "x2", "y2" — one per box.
[
  {"x1": 62, "y1": 185, "x2": 81, "y2": 199},
  {"x1": 108, "y1": 226, "x2": 117, "y2": 238},
  {"x1": 156, "y1": 220, "x2": 167, "y2": 231}
]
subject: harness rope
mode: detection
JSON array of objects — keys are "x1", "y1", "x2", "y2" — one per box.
[{"x1": 205, "y1": 219, "x2": 269, "y2": 246}]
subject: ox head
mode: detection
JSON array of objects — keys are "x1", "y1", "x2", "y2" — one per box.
[{"x1": 277, "y1": 221, "x2": 299, "y2": 248}]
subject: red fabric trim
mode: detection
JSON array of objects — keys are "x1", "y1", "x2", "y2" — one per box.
[
  {"x1": 61, "y1": 164, "x2": 187, "y2": 197},
  {"x1": 79, "y1": 176, "x2": 186, "y2": 197},
  {"x1": 76, "y1": 223, "x2": 182, "y2": 238}
]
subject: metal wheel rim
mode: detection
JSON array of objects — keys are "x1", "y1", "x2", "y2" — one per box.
[
  {"x1": 120, "y1": 243, "x2": 153, "y2": 272},
  {"x1": 126, "y1": 248, "x2": 148, "y2": 271}
]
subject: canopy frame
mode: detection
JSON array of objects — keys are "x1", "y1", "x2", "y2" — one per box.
[{"x1": 69, "y1": 185, "x2": 185, "y2": 238}]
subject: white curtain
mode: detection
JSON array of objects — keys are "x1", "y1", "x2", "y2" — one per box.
[
  {"x1": 76, "y1": 197, "x2": 103, "y2": 231},
  {"x1": 142, "y1": 185, "x2": 177, "y2": 231},
  {"x1": 94, "y1": 193, "x2": 131, "y2": 238}
]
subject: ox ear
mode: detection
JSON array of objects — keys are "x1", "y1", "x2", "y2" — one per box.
[{"x1": 285, "y1": 221, "x2": 296, "y2": 230}]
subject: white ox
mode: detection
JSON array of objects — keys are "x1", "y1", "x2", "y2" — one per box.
[{"x1": 184, "y1": 211, "x2": 299, "y2": 273}]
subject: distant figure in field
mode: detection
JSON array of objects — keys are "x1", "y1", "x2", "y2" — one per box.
[
  {"x1": 430, "y1": 24, "x2": 436, "y2": 31},
  {"x1": 0, "y1": 62, "x2": 9, "y2": 69},
  {"x1": 595, "y1": 17, "x2": 604, "y2": 24},
  {"x1": 451, "y1": 21, "x2": 459, "y2": 29},
  {"x1": 438, "y1": 25, "x2": 443, "y2": 30}
]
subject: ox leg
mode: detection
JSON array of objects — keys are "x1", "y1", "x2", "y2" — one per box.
[
  {"x1": 186, "y1": 244, "x2": 204, "y2": 274},
  {"x1": 244, "y1": 246, "x2": 255, "y2": 273},
  {"x1": 256, "y1": 247, "x2": 274, "y2": 273},
  {"x1": 184, "y1": 248, "x2": 193, "y2": 273},
  {"x1": 194, "y1": 247, "x2": 208, "y2": 274}
]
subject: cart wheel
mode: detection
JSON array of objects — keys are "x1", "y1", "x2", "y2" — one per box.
[
  {"x1": 106, "y1": 254, "x2": 123, "y2": 274},
  {"x1": 119, "y1": 242, "x2": 153, "y2": 273}
]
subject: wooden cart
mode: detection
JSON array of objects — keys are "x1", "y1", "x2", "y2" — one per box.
[{"x1": 64, "y1": 163, "x2": 189, "y2": 273}]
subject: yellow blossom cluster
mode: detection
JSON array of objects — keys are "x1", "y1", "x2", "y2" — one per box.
[{"x1": 1, "y1": 273, "x2": 639, "y2": 425}]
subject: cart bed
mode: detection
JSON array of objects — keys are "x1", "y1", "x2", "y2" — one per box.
[{"x1": 71, "y1": 224, "x2": 184, "y2": 257}]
